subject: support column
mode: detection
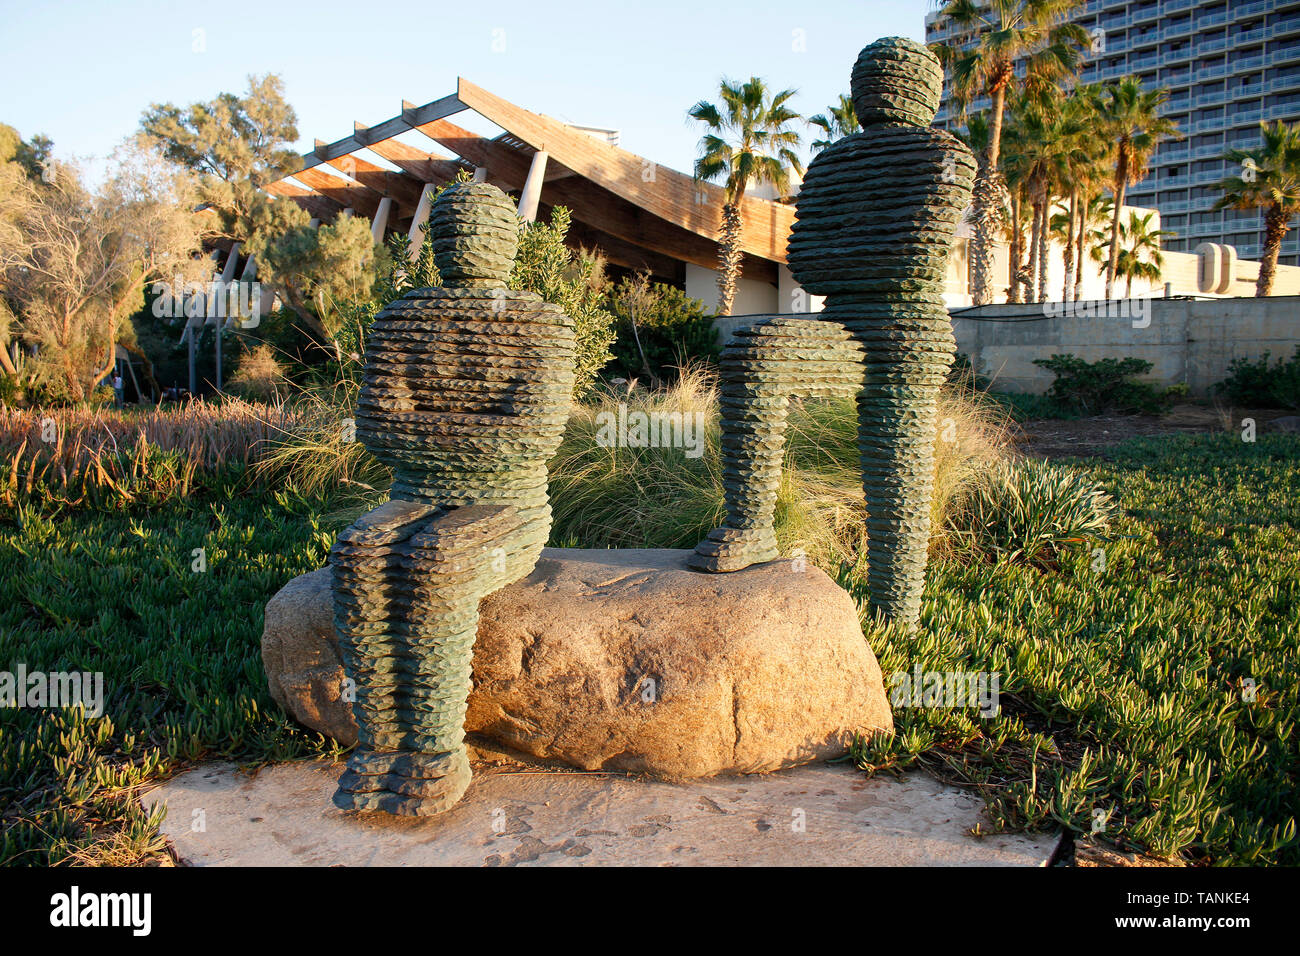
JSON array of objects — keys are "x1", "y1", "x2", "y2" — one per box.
[
  {"x1": 518, "y1": 150, "x2": 548, "y2": 222},
  {"x1": 407, "y1": 183, "x2": 437, "y2": 261},
  {"x1": 371, "y1": 196, "x2": 393, "y2": 244},
  {"x1": 472, "y1": 167, "x2": 488, "y2": 183}
]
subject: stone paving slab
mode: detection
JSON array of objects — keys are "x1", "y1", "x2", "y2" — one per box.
[{"x1": 143, "y1": 760, "x2": 1059, "y2": 867}]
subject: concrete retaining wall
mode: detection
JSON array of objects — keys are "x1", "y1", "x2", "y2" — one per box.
[{"x1": 952, "y1": 296, "x2": 1300, "y2": 396}]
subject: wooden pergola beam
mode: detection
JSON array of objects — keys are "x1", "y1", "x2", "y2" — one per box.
[
  {"x1": 292, "y1": 167, "x2": 382, "y2": 219},
  {"x1": 315, "y1": 142, "x2": 424, "y2": 213},
  {"x1": 298, "y1": 94, "x2": 465, "y2": 171},
  {"x1": 363, "y1": 137, "x2": 469, "y2": 186}
]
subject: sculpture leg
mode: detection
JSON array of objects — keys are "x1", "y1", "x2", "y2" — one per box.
[
  {"x1": 848, "y1": 309, "x2": 955, "y2": 630},
  {"x1": 331, "y1": 500, "x2": 522, "y2": 815},
  {"x1": 691, "y1": 318, "x2": 863, "y2": 573}
]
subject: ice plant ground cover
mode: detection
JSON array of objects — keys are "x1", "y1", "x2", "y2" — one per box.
[{"x1": 0, "y1": 427, "x2": 1296, "y2": 865}]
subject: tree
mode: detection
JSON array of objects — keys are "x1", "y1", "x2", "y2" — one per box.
[
  {"x1": 140, "y1": 74, "x2": 299, "y2": 240},
  {"x1": 689, "y1": 77, "x2": 803, "y2": 315},
  {"x1": 141, "y1": 75, "x2": 387, "y2": 352},
  {"x1": 0, "y1": 139, "x2": 204, "y2": 403},
  {"x1": 1092, "y1": 76, "x2": 1181, "y2": 298},
  {"x1": 932, "y1": 0, "x2": 1089, "y2": 305},
  {"x1": 1215, "y1": 120, "x2": 1300, "y2": 297},
  {"x1": 1091, "y1": 210, "x2": 1173, "y2": 297},
  {"x1": 808, "y1": 94, "x2": 860, "y2": 153}
]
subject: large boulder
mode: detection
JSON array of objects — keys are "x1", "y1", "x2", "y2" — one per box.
[{"x1": 262, "y1": 548, "x2": 892, "y2": 778}]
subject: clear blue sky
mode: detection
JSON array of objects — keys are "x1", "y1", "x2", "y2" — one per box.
[{"x1": 0, "y1": 0, "x2": 929, "y2": 181}]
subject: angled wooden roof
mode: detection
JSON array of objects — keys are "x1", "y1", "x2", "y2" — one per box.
[{"x1": 269, "y1": 81, "x2": 796, "y2": 280}]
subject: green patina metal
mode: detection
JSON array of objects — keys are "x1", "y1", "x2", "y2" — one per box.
[
  {"x1": 330, "y1": 182, "x2": 575, "y2": 815},
  {"x1": 691, "y1": 38, "x2": 976, "y2": 631}
]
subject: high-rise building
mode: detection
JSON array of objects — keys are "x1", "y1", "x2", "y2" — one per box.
[{"x1": 926, "y1": 0, "x2": 1300, "y2": 266}]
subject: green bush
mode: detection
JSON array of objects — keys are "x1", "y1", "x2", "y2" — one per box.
[
  {"x1": 947, "y1": 458, "x2": 1116, "y2": 565},
  {"x1": 1214, "y1": 347, "x2": 1300, "y2": 409},
  {"x1": 1033, "y1": 354, "x2": 1176, "y2": 415},
  {"x1": 607, "y1": 274, "x2": 718, "y2": 383}
]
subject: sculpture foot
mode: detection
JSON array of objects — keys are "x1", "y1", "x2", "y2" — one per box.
[
  {"x1": 332, "y1": 747, "x2": 471, "y2": 816},
  {"x1": 688, "y1": 526, "x2": 779, "y2": 573}
]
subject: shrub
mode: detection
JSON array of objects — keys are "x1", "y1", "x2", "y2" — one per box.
[
  {"x1": 510, "y1": 207, "x2": 616, "y2": 399},
  {"x1": 946, "y1": 457, "x2": 1116, "y2": 565},
  {"x1": 607, "y1": 273, "x2": 719, "y2": 383},
  {"x1": 1033, "y1": 354, "x2": 1176, "y2": 415},
  {"x1": 228, "y1": 344, "x2": 290, "y2": 402},
  {"x1": 1214, "y1": 347, "x2": 1300, "y2": 409}
]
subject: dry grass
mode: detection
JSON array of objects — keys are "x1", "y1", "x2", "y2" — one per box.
[{"x1": 0, "y1": 400, "x2": 298, "y2": 507}]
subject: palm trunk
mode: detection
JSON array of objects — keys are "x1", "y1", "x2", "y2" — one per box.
[
  {"x1": 1106, "y1": 153, "x2": 1129, "y2": 298},
  {"x1": 1008, "y1": 188, "x2": 1022, "y2": 304},
  {"x1": 968, "y1": 82, "x2": 1008, "y2": 306},
  {"x1": 1257, "y1": 206, "x2": 1288, "y2": 297},
  {"x1": 1037, "y1": 195, "x2": 1050, "y2": 301},
  {"x1": 716, "y1": 201, "x2": 744, "y2": 316},
  {"x1": 1075, "y1": 194, "x2": 1088, "y2": 300},
  {"x1": 1063, "y1": 189, "x2": 1077, "y2": 302},
  {"x1": 1028, "y1": 194, "x2": 1042, "y2": 302},
  {"x1": 0, "y1": 342, "x2": 16, "y2": 377}
]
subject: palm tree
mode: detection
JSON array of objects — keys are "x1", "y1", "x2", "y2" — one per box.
[
  {"x1": 808, "y1": 94, "x2": 860, "y2": 153},
  {"x1": 1215, "y1": 120, "x2": 1300, "y2": 297},
  {"x1": 689, "y1": 78, "x2": 803, "y2": 316},
  {"x1": 1055, "y1": 87, "x2": 1108, "y2": 301},
  {"x1": 1092, "y1": 210, "x2": 1173, "y2": 297},
  {"x1": 932, "y1": 0, "x2": 1089, "y2": 305},
  {"x1": 959, "y1": 113, "x2": 1022, "y2": 301},
  {"x1": 1092, "y1": 77, "x2": 1181, "y2": 298}
]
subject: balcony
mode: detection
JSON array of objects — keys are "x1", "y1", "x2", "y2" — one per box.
[
  {"x1": 1193, "y1": 167, "x2": 1228, "y2": 184},
  {"x1": 1195, "y1": 90, "x2": 1226, "y2": 106},
  {"x1": 1130, "y1": 53, "x2": 1160, "y2": 71},
  {"x1": 1232, "y1": 82, "x2": 1265, "y2": 99},
  {"x1": 1273, "y1": 17, "x2": 1300, "y2": 35},
  {"x1": 1232, "y1": 52, "x2": 1266, "y2": 73},
  {"x1": 1232, "y1": 108, "x2": 1266, "y2": 125},
  {"x1": 1197, "y1": 62, "x2": 1229, "y2": 80},
  {"x1": 1129, "y1": 30, "x2": 1161, "y2": 48},
  {"x1": 1272, "y1": 46, "x2": 1300, "y2": 64},
  {"x1": 1159, "y1": 200, "x2": 1193, "y2": 213},
  {"x1": 1197, "y1": 35, "x2": 1229, "y2": 55},
  {"x1": 1192, "y1": 141, "x2": 1226, "y2": 158},
  {"x1": 1233, "y1": 27, "x2": 1267, "y2": 46},
  {"x1": 1197, "y1": 10, "x2": 1229, "y2": 29},
  {"x1": 1234, "y1": 1, "x2": 1271, "y2": 18},
  {"x1": 1161, "y1": 143, "x2": 1191, "y2": 159},
  {"x1": 1162, "y1": 0, "x2": 1194, "y2": 11},
  {"x1": 1161, "y1": 21, "x2": 1194, "y2": 39}
]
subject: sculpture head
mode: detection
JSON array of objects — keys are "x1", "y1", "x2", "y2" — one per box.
[
  {"x1": 850, "y1": 36, "x2": 944, "y2": 127},
  {"x1": 428, "y1": 181, "x2": 520, "y2": 287}
]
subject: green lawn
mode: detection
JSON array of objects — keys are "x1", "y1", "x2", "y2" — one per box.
[{"x1": 1, "y1": 434, "x2": 1297, "y2": 865}]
